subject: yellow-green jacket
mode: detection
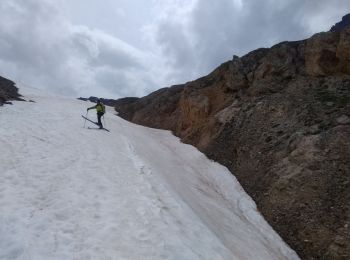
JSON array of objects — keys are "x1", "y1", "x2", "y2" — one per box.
[{"x1": 88, "y1": 103, "x2": 105, "y2": 113}]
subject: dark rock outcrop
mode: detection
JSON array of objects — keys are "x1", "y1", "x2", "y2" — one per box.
[
  {"x1": 0, "y1": 76, "x2": 23, "y2": 106},
  {"x1": 77, "y1": 96, "x2": 119, "y2": 107},
  {"x1": 330, "y1": 13, "x2": 350, "y2": 32},
  {"x1": 114, "y1": 27, "x2": 350, "y2": 259}
]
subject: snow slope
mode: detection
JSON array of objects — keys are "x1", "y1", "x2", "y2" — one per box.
[{"x1": 0, "y1": 87, "x2": 300, "y2": 260}]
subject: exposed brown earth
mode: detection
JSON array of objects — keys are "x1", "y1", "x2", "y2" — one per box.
[
  {"x1": 115, "y1": 27, "x2": 350, "y2": 259},
  {"x1": 0, "y1": 76, "x2": 23, "y2": 106}
]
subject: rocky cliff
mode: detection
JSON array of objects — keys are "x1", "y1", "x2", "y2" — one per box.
[
  {"x1": 115, "y1": 27, "x2": 350, "y2": 259},
  {"x1": 0, "y1": 76, "x2": 23, "y2": 106},
  {"x1": 331, "y1": 13, "x2": 350, "y2": 32}
]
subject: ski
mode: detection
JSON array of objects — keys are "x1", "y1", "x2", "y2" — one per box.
[
  {"x1": 82, "y1": 115, "x2": 98, "y2": 125},
  {"x1": 82, "y1": 115, "x2": 110, "y2": 132},
  {"x1": 87, "y1": 127, "x2": 110, "y2": 132}
]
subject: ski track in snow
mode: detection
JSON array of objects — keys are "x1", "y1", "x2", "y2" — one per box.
[{"x1": 0, "y1": 87, "x2": 300, "y2": 260}]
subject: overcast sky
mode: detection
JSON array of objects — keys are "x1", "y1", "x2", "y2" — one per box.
[{"x1": 0, "y1": 0, "x2": 349, "y2": 98}]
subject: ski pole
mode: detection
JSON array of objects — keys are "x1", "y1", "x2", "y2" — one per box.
[
  {"x1": 102, "y1": 115, "x2": 107, "y2": 128},
  {"x1": 83, "y1": 111, "x2": 88, "y2": 128}
]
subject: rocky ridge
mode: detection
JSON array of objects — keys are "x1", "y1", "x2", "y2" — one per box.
[
  {"x1": 77, "y1": 96, "x2": 119, "y2": 107},
  {"x1": 331, "y1": 13, "x2": 350, "y2": 32},
  {"x1": 114, "y1": 27, "x2": 350, "y2": 259},
  {"x1": 0, "y1": 76, "x2": 23, "y2": 106}
]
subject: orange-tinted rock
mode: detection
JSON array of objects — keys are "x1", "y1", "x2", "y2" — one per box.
[{"x1": 305, "y1": 28, "x2": 350, "y2": 76}]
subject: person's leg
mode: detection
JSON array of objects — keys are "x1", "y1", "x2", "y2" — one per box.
[{"x1": 97, "y1": 113, "x2": 103, "y2": 128}]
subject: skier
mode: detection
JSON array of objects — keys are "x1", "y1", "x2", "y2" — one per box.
[{"x1": 87, "y1": 99, "x2": 105, "y2": 129}]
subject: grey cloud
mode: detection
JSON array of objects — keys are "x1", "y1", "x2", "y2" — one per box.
[
  {"x1": 0, "y1": 0, "x2": 69, "y2": 67},
  {"x1": 72, "y1": 29, "x2": 144, "y2": 70},
  {"x1": 92, "y1": 45, "x2": 142, "y2": 69},
  {"x1": 156, "y1": 22, "x2": 194, "y2": 68},
  {"x1": 0, "y1": 0, "x2": 158, "y2": 98},
  {"x1": 95, "y1": 69, "x2": 130, "y2": 97},
  {"x1": 154, "y1": 21, "x2": 197, "y2": 83},
  {"x1": 0, "y1": 0, "x2": 76, "y2": 94},
  {"x1": 186, "y1": 0, "x2": 313, "y2": 70},
  {"x1": 0, "y1": 0, "x2": 349, "y2": 98},
  {"x1": 151, "y1": 0, "x2": 350, "y2": 85}
]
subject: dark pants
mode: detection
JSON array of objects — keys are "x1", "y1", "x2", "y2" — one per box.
[{"x1": 97, "y1": 112, "x2": 104, "y2": 128}]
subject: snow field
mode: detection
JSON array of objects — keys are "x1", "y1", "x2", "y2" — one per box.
[{"x1": 0, "y1": 87, "x2": 299, "y2": 260}]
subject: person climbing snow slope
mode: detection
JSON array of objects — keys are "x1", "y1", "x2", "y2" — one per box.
[{"x1": 87, "y1": 99, "x2": 105, "y2": 129}]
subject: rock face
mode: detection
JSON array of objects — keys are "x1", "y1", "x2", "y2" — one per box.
[
  {"x1": 115, "y1": 28, "x2": 350, "y2": 259},
  {"x1": 0, "y1": 76, "x2": 23, "y2": 106},
  {"x1": 330, "y1": 13, "x2": 350, "y2": 32},
  {"x1": 77, "y1": 96, "x2": 119, "y2": 107},
  {"x1": 114, "y1": 85, "x2": 185, "y2": 131}
]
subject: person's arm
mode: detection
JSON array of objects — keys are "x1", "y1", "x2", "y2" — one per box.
[{"x1": 87, "y1": 105, "x2": 97, "y2": 111}]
